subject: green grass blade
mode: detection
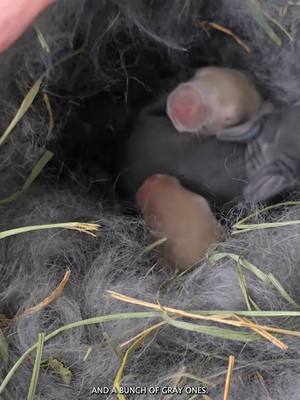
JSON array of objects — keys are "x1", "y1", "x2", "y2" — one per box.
[
  {"x1": 209, "y1": 253, "x2": 270, "y2": 283},
  {"x1": 263, "y1": 12, "x2": 293, "y2": 42},
  {"x1": 268, "y1": 273, "x2": 300, "y2": 309},
  {"x1": 0, "y1": 330, "x2": 8, "y2": 364},
  {"x1": 0, "y1": 312, "x2": 160, "y2": 395},
  {"x1": 236, "y1": 262, "x2": 252, "y2": 311},
  {"x1": 142, "y1": 238, "x2": 167, "y2": 254},
  {"x1": 83, "y1": 347, "x2": 92, "y2": 362},
  {"x1": 210, "y1": 253, "x2": 300, "y2": 308},
  {"x1": 0, "y1": 151, "x2": 54, "y2": 204},
  {"x1": 179, "y1": 373, "x2": 214, "y2": 388},
  {"x1": 161, "y1": 312, "x2": 259, "y2": 342},
  {"x1": 233, "y1": 219, "x2": 300, "y2": 234},
  {"x1": 233, "y1": 200, "x2": 300, "y2": 230},
  {"x1": 2, "y1": 307, "x2": 300, "y2": 396},
  {"x1": 34, "y1": 25, "x2": 50, "y2": 53},
  {"x1": 233, "y1": 200, "x2": 300, "y2": 234},
  {"x1": 193, "y1": 310, "x2": 300, "y2": 317},
  {"x1": 114, "y1": 331, "x2": 152, "y2": 400},
  {"x1": 0, "y1": 222, "x2": 98, "y2": 240},
  {"x1": 0, "y1": 76, "x2": 44, "y2": 146},
  {"x1": 27, "y1": 333, "x2": 45, "y2": 400},
  {"x1": 239, "y1": 257, "x2": 270, "y2": 283},
  {"x1": 247, "y1": 0, "x2": 282, "y2": 46}
]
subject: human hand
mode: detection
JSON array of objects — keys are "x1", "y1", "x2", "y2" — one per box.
[{"x1": 0, "y1": 0, "x2": 55, "y2": 52}]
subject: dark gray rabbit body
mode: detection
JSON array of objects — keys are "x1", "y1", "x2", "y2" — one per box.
[
  {"x1": 118, "y1": 97, "x2": 247, "y2": 212},
  {"x1": 244, "y1": 106, "x2": 300, "y2": 202},
  {"x1": 117, "y1": 98, "x2": 300, "y2": 210}
]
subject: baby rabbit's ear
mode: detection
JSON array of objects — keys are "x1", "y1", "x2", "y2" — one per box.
[
  {"x1": 216, "y1": 120, "x2": 262, "y2": 143},
  {"x1": 243, "y1": 162, "x2": 298, "y2": 203}
]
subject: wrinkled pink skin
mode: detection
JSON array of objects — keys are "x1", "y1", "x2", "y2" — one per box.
[
  {"x1": 0, "y1": 0, "x2": 55, "y2": 53},
  {"x1": 167, "y1": 84, "x2": 209, "y2": 133},
  {"x1": 137, "y1": 174, "x2": 221, "y2": 271},
  {"x1": 166, "y1": 67, "x2": 268, "y2": 139}
]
